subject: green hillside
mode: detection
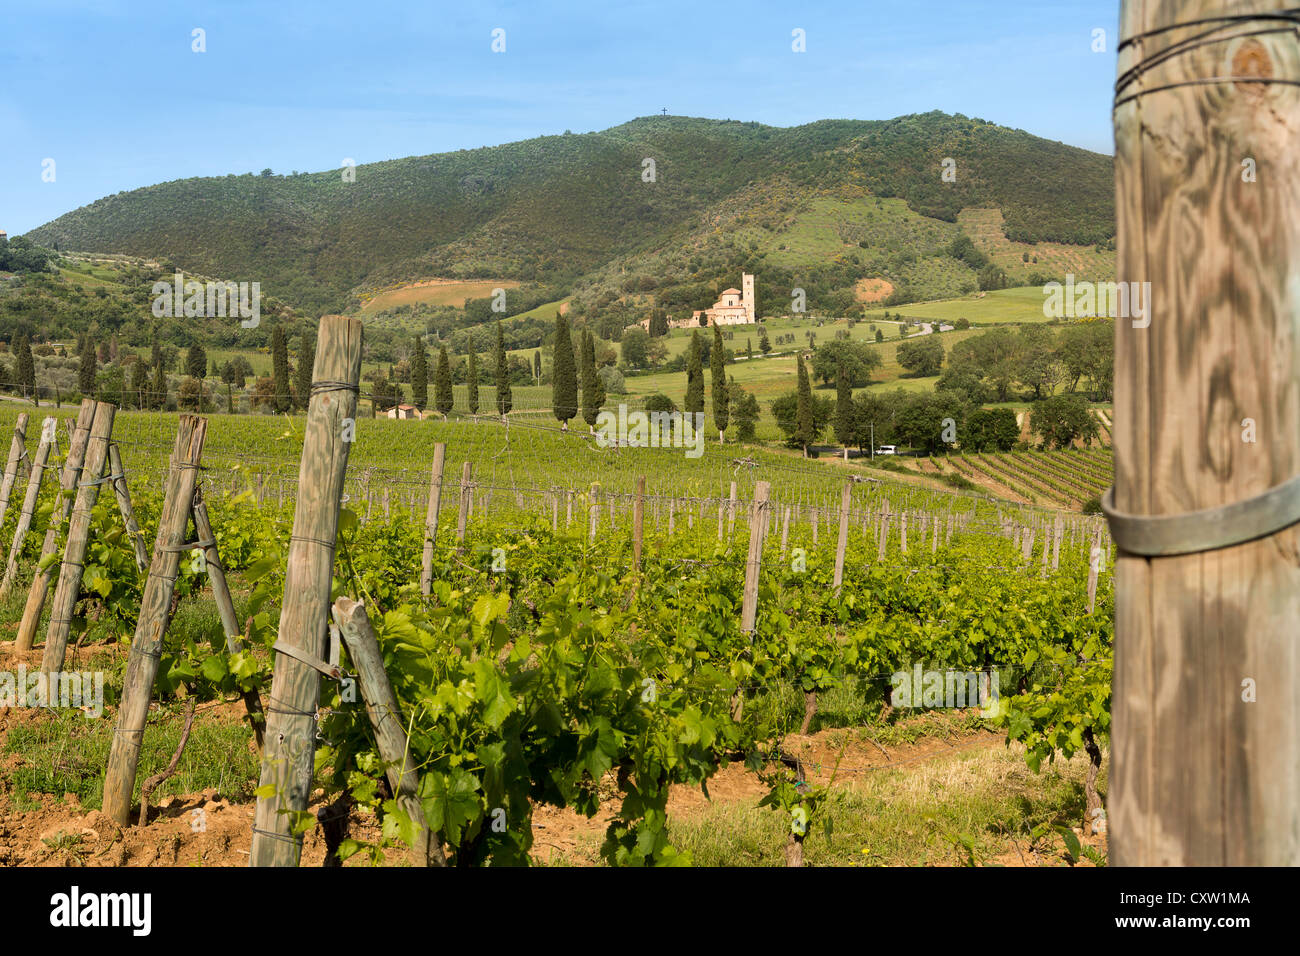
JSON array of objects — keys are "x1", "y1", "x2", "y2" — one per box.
[{"x1": 25, "y1": 112, "x2": 1115, "y2": 316}]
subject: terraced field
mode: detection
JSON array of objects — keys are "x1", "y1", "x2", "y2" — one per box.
[{"x1": 945, "y1": 448, "x2": 1112, "y2": 510}]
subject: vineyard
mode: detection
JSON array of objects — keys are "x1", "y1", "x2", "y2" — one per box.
[{"x1": 0, "y1": 321, "x2": 1114, "y2": 866}]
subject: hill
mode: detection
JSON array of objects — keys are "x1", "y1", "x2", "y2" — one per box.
[{"x1": 25, "y1": 112, "x2": 1115, "y2": 316}]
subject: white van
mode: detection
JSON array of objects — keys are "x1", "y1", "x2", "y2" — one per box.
[{"x1": 875, "y1": 445, "x2": 897, "y2": 456}]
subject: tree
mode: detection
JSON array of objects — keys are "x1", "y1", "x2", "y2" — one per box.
[
  {"x1": 291, "y1": 330, "x2": 313, "y2": 410},
  {"x1": 730, "y1": 384, "x2": 760, "y2": 441},
  {"x1": 746, "y1": 338, "x2": 753, "y2": 362},
  {"x1": 551, "y1": 315, "x2": 577, "y2": 428},
  {"x1": 78, "y1": 337, "x2": 97, "y2": 395},
  {"x1": 795, "y1": 354, "x2": 814, "y2": 456},
  {"x1": 434, "y1": 345, "x2": 454, "y2": 416},
  {"x1": 759, "y1": 328, "x2": 771, "y2": 355},
  {"x1": 271, "y1": 326, "x2": 291, "y2": 413},
  {"x1": 533, "y1": 350, "x2": 542, "y2": 385},
  {"x1": 897, "y1": 337, "x2": 945, "y2": 377},
  {"x1": 580, "y1": 330, "x2": 605, "y2": 430},
  {"x1": 833, "y1": 362, "x2": 854, "y2": 459},
  {"x1": 179, "y1": 376, "x2": 207, "y2": 412},
  {"x1": 648, "y1": 308, "x2": 668, "y2": 337},
  {"x1": 14, "y1": 337, "x2": 35, "y2": 399},
  {"x1": 186, "y1": 343, "x2": 207, "y2": 381},
  {"x1": 811, "y1": 339, "x2": 882, "y2": 387},
  {"x1": 597, "y1": 365, "x2": 626, "y2": 395},
  {"x1": 1031, "y1": 393, "x2": 1098, "y2": 449},
  {"x1": 685, "y1": 331, "x2": 704, "y2": 417},
  {"x1": 620, "y1": 327, "x2": 655, "y2": 368},
  {"x1": 875, "y1": 328, "x2": 884, "y2": 343},
  {"x1": 964, "y1": 407, "x2": 1020, "y2": 452},
  {"x1": 151, "y1": 361, "x2": 169, "y2": 410},
  {"x1": 495, "y1": 323, "x2": 512, "y2": 416},
  {"x1": 772, "y1": 388, "x2": 832, "y2": 450},
  {"x1": 466, "y1": 350, "x2": 480, "y2": 414},
  {"x1": 227, "y1": 383, "x2": 236, "y2": 414},
  {"x1": 710, "y1": 324, "x2": 728, "y2": 442},
  {"x1": 1016, "y1": 325, "x2": 1062, "y2": 400},
  {"x1": 644, "y1": 393, "x2": 678, "y2": 443},
  {"x1": 410, "y1": 335, "x2": 428, "y2": 409},
  {"x1": 129, "y1": 356, "x2": 150, "y2": 408}
]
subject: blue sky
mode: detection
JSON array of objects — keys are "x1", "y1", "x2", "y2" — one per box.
[{"x1": 1, "y1": 0, "x2": 1119, "y2": 236}]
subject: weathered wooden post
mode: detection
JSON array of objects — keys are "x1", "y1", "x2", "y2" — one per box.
[
  {"x1": 0, "y1": 417, "x2": 54, "y2": 599},
  {"x1": 728, "y1": 480, "x2": 738, "y2": 538},
  {"x1": 250, "y1": 315, "x2": 362, "y2": 865},
  {"x1": 1107, "y1": 0, "x2": 1300, "y2": 865},
  {"x1": 333, "y1": 597, "x2": 446, "y2": 866},
  {"x1": 14, "y1": 401, "x2": 95, "y2": 652},
  {"x1": 420, "y1": 443, "x2": 447, "y2": 596},
  {"x1": 633, "y1": 476, "x2": 645, "y2": 571},
  {"x1": 0, "y1": 413, "x2": 29, "y2": 529},
  {"x1": 41, "y1": 402, "x2": 117, "y2": 674},
  {"x1": 456, "y1": 462, "x2": 472, "y2": 546},
  {"x1": 106, "y1": 442, "x2": 148, "y2": 572},
  {"x1": 740, "y1": 482, "x2": 770, "y2": 636},
  {"x1": 102, "y1": 414, "x2": 208, "y2": 825},
  {"x1": 832, "y1": 481, "x2": 851, "y2": 594}
]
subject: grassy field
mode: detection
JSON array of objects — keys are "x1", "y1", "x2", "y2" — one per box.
[
  {"x1": 358, "y1": 278, "x2": 520, "y2": 312},
  {"x1": 863, "y1": 285, "x2": 1055, "y2": 326}
]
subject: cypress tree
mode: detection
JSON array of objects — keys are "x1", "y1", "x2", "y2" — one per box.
[
  {"x1": 129, "y1": 356, "x2": 150, "y2": 409},
  {"x1": 533, "y1": 350, "x2": 541, "y2": 384},
  {"x1": 227, "y1": 383, "x2": 235, "y2": 414},
  {"x1": 551, "y1": 315, "x2": 577, "y2": 429},
  {"x1": 78, "y1": 337, "x2": 97, "y2": 395},
  {"x1": 759, "y1": 328, "x2": 771, "y2": 355},
  {"x1": 834, "y1": 361, "x2": 854, "y2": 460},
  {"x1": 296, "y1": 330, "x2": 315, "y2": 410},
  {"x1": 467, "y1": 351, "x2": 479, "y2": 414},
  {"x1": 272, "y1": 326, "x2": 291, "y2": 413},
  {"x1": 151, "y1": 361, "x2": 168, "y2": 410},
  {"x1": 746, "y1": 338, "x2": 753, "y2": 362},
  {"x1": 795, "y1": 354, "x2": 813, "y2": 457},
  {"x1": 410, "y1": 335, "x2": 428, "y2": 409},
  {"x1": 580, "y1": 330, "x2": 605, "y2": 430},
  {"x1": 15, "y1": 337, "x2": 35, "y2": 400},
  {"x1": 685, "y1": 330, "x2": 704, "y2": 417},
  {"x1": 186, "y1": 343, "x2": 207, "y2": 381},
  {"x1": 711, "y1": 324, "x2": 728, "y2": 443},
  {"x1": 494, "y1": 322, "x2": 512, "y2": 416},
  {"x1": 434, "y1": 345, "x2": 454, "y2": 415}
]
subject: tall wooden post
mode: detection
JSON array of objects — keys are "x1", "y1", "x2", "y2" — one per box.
[
  {"x1": 1110, "y1": 0, "x2": 1300, "y2": 865},
  {"x1": 107, "y1": 442, "x2": 148, "y2": 572},
  {"x1": 456, "y1": 462, "x2": 472, "y2": 545},
  {"x1": 102, "y1": 414, "x2": 208, "y2": 825},
  {"x1": 832, "y1": 481, "x2": 851, "y2": 594},
  {"x1": 14, "y1": 401, "x2": 96, "y2": 652},
  {"x1": 0, "y1": 417, "x2": 54, "y2": 600},
  {"x1": 41, "y1": 402, "x2": 116, "y2": 673},
  {"x1": 740, "y1": 482, "x2": 770, "y2": 635},
  {"x1": 420, "y1": 443, "x2": 447, "y2": 596},
  {"x1": 0, "y1": 413, "x2": 29, "y2": 529},
  {"x1": 633, "y1": 476, "x2": 645, "y2": 571},
  {"x1": 728, "y1": 480, "x2": 738, "y2": 538},
  {"x1": 248, "y1": 316, "x2": 362, "y2": 865}
]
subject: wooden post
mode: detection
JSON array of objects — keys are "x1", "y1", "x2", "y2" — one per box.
[
  {"x1": 455, "y1": 461, "x2": 472, "y2": 545},
  {"x1": 832, "y1": 482, "x2": 851, "y2": 594},
  {"x1": 107, "y1": 443, "x2": 148, "y2": 572},
  {"x1": 250, "y1": 315, "x2": 362, "y2": 865},
  {"x1": 932, "y1": 510, "x2": 939, "y2": 555},
  {"x1": 877, "y1": 501, "x2": 891, "y2": 562},
  {"x1": 1051, "y1": 515, "x2": 1063, "y2": 572},
  {"x1": 0, "y1": 417, "x2": 53, "y2": 600},
  {"x1": 193, "y1": 492, "x2": 265, "y2": 748},
  {"x1": 14, "y1": 401, "x2": 95, "y2": 652},
  {"x1": 420, "y1": 443, "x2": 447, "y2": 596},
  {"x1": 633, "y1": 476, "x2": 645, "y2": 570},
  {"x1": 588, "y1": 487, "x2": 598, "y2": 544},
  {"x1": 1086, "y1": 532, "x2": 1102, "y2": 616},
  {"x1": 811, "y1": 508, "x2": 818, "y2": 545},
  {"x1": 900, "y1": 512, "x2": 908, "y2": 555},
  {"x1": 566, "y1": 491, "x2": 572, "y2": 529},
  {"x1": 780, "y1": 505, "x2": 791, "y2": 560},
  {"x1": 740, "y1": 481, "x2": 770, "y2": 636},
  {"x1": 0, "y1": 413, "x2": 29, "y2": 529},
  {"x1": 40, "y1": 402, "x2": 117, "y2": 674},
  {"x1": 332, "y1": 597, "x2": 446, "y2": 866},
  {"x1": 728, "y1": 481, "x2": 738, "y2": 537},
  {"x1": 102, "y1": 414, "x2": 208, "y2": 825},
  {"x1": 1111, "y1": 1, "x2": 1300, "y2": 865}
]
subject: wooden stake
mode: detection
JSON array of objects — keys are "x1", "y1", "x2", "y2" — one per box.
[
  {"x1": 40, "y1": 401, "x2": 117, "y2": 674},
  {"x1": 102, "y1": 414, "x2": 209, "y2": 826},
  {"x1": 0, "y1": 417, "x2": 53, "y2": 600},
  {"x1": 0, "y1": 413, "x2": 29, "y2": 529},
  {"x1": 633, "y1": 476, "x2": 644, "y2": 570},
  {"x1": 832, "y1": 482, "x2": 851, "y2": 594},
  {"x1": 740, "y1": 481, "x2": 770, "y2": 635},
  {"x1": 14, "y1": 402, "x2": 95, "y2": 652},
  {"x1": 728, "y1": 480, "x2": 738, "y2": 538},
  {"x1": 333, "y1": 597, "x2": 446, "y2": 865},
  {"x1": 1110, "y1": 0, "x2": 1300, "y2": 865},
  {"x1": 107, "y1": 442, "x2": 148, "y2": 572},
  {"x1": 455, "y1": 461, "x2": 472, "y2": 545},
  {"x1": 420, "y1": 443, "x2": 447, "y2": 596},
  {"x1": 249, "y1": 315, "x2": 362, "y2": 865}
]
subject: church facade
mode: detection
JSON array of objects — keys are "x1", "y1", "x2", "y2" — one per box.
[{"x1": 633, "y1": 273, "x2": 757, "y2": 332}]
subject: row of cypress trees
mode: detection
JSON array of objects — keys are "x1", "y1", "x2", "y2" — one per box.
[{"x1": 410, "y1": 321, "x2": 516, "y2": 417}]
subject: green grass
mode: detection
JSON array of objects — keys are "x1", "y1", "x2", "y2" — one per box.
[{"x1": 864, "y1": 286, "x2": 1057, "y2": 326}]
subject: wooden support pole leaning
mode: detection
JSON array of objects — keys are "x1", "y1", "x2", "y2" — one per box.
[
  {"x1": 1111, "y1": 0, "x2": 1300, "y2": 865},
  {"x1": 0, "y1": 413, "x2": 29, "y2": 530},
  {"x1": 250, "y1": 315, "x2": 362, "y2": 866},
  {"x1": 14, "y1": 401, "x2": 96, "y2": 652},
  {"x1": 41, "y1": 402, "x2": 117, "y2": 674},
  {"x1": 419, "y1": 443, "x2": 447, "y2": 596},
  {"x1": 192, "y1": 491, "x2": 265, "y2": 749},
  {"x1": 0, "y1": 417, "x2": 54, "y2": 600},
  {"x1": 332, "y1": 597, "x2": 446, "y2": 866},
  {"x1": 107, "y1": 442, "x2": 149, "y2": 572},
  {"x1": 832, "y1": 481, "x2": 851, "y2": 594},
  {"x1": 740, "y1": 481, "x2": 770, "y2": 636},
  {"x1": 102, "y1": 414, "x2": 208, "y2": 826}
]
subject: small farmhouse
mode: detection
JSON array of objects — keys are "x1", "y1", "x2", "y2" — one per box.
[{"x1": 385, "y1": 403, "x2": 421, "y2": 420}]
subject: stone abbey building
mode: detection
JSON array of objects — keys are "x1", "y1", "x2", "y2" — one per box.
[{"x1": 634, "y1": 273, "x2": 757, "y2": 332}]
